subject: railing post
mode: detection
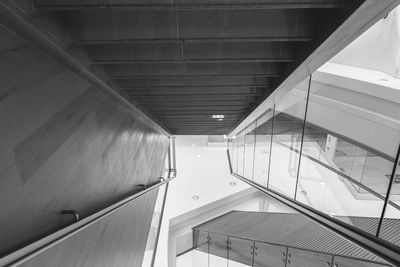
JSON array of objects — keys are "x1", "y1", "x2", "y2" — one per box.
[{"x1": 376, "y1": 144, "x2": 400, "y2": 237}]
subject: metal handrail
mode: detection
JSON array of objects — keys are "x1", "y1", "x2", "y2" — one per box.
[
  {"x1": 0, "y1": 137, "x2": 177, "y2": 266},
  {"x1": 226, "y1": 150, "x2": 400, "y2": 267},
  {"x1": 0, "y1": 175, "x2": 176, "y2": 267},
  {"x1": 191, "y1": 229, "x2": 392, "y2": 266}
]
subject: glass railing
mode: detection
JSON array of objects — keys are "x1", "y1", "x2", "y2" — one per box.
[
  {"x1": 228, "y1": 70, "x2": 400, "y2": 247},
  {"x1": 227, "y1": 5, "x2": 400, "y2": 248},
  {"x1": 177, "y1": 230, "x2": 392, "y2": 267},
  {"x1": 228, "y1": 68, "x2": 400, "y2": 249}
]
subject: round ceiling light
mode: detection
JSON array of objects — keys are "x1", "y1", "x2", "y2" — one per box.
[
  {"x1": 229, "y1": 181, "x2": 237, "y2": 186},
  {"x1": 192, "y1": 195, "x2": 200, "y2": 200}
]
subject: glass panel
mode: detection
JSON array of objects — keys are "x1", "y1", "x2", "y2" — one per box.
[
  {"x1": 332, "y1": 256, "x2": 393, "y2": 267},
  {"x1": 300, "y1": 61, "x2": 400, "y2": 235},
  {"x1": 237, "y1": 130, "x2": 246, "y2": 176},
  {"x1": 176, "y1": 249, "x2": 209, "y2": 267},
  {"x1": 253, "y1": 242, "x2": 287, "y2": 267},
  {"x1": 268, "y1": 76, "x2": 310, "y2": 198},
  {"x1": 296, "y1": 152, "x2": 384, "y2": 235},
  {"x1": 253, "y1": 109, "x2": 274, "y2": 186},
  {"x1": 209, "y1": 233, "x2": 228, "y2": 267},
  {"x1": 230, "y1": 137, "x2": 238, "y2": 173},
  {"x1": 142, "y1": 184, "x2": 168, "y2": 267},
  {"x1": 244, "y1": 122, "x2": 256, "y2": 180},
  {"x1": 380, "y1": 156, "x2": 400, "y2": 247},
  {"x1": 228, "y1": 236, "x2": 254, "y2": 267},
  {"x1": 286, "y1": 248, "x2": 332, "y2": 267}
]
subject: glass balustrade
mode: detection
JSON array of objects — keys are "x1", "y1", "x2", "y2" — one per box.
[
  {"x1": 177, "y1": 230, "x2": 392, "y2": 267},
  {"x1": 227, "y1": 5, "x2": 400, "y2": 248}
]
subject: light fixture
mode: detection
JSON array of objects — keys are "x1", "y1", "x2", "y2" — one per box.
[
  {"x1": 218, "y1": 118, "x2": 223, "y2": 121},
  {"x1": 192, "y1": 143, "x2": 195, "y2": 147},
  {"x1": 212, "y1": 115, "x2": 224, "y2": 119},
  {"x1": 229, "y1": 182, "x2": 237, "y2": 186},
  {"x1": 378, "y1": 78, "x2": 389, "y2": 82},
  {"x1": 196, "y1": 154, "x2": 201, "y2": 158},
  {"x1": 192, "y1": 195, "x2": 200, "y2": 200}
]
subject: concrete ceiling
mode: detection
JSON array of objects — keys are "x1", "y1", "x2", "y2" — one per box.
[{"x1": 34, "y1": 0, "x2": 364, "y2": 135}]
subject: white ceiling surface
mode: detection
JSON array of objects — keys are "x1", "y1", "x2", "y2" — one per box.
[
  {"x1": 153, "y1": 135, "x2": 294, "y2": 267},
  {"x1": 154, "y1": 135, "x2": 249, "y2": 267}
]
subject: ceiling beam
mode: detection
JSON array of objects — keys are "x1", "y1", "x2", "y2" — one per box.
[
  {"x1": 130, "y1": 95, "x2": 260, "y2": 101},
  {"x1": 123, "y1": 87, "x2": 269, "y2": 95},
  {"x1": 151, "y1": 110, "x2": 244, "y2": 115},
  {"x1": 92, "y1": 58, "x2": 294, "y2": 64},
  {"x1": 111, "y1": 74, "x2": 279, "y2": 79},
  {"x1": 117, "y1": 76, "x2": 272, "y2": 87},
  {"x1": 66, "y1": 9, "x2": 315, "y2": 42},
  {"x1": 35, "y1": 0, "x2": 343, "y2": 11},
  {"x1": 139, "y1": 100, "x2": 256, "y2": 107},
  {"x1": 121, "y1": 85, "x2": 269, "y2": 89},
  {"x1": 80, "y1": 41, "x2": 294, "y2": 62},
  {"x1": 146, "y1": 106, "x2": 249, "y2": 111},
  {"x1": 105, "y1": 62, "x2": 283, "y2": 77},
  {"x1": 70, "y1": 37, "x2": 313, "y2": 45}
]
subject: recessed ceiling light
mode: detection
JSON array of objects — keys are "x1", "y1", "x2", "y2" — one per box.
[
  {"x1": 229, "y1": 182, "x2": 237, "y2": 186},
  {"x1": 378, "y1": 78, "x2": 389, "y2": 82},
  {"x1": 192, "y1": 143, "x2": 195, "y2": 147},
  {"x1": 212, "y1": 115, "x2": 224, "y2": 119},
  {"x1": 196, "y1": 154, "x2": 201, "y2": 158},
  {"x1": 192, "y1": 195, "x2": 200, "y2": 200},
  {"x1": 218, "y1": 118, "x2": 223, "y2": 121}
]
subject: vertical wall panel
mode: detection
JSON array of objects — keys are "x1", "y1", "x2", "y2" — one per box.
[{"x1": 0, "y1": 24, "x2": 169, "y2": 256}]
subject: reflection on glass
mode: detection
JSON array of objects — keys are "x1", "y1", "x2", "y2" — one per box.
[
  {"x1": 268, "y1": 77, "x2": 310, "y2": 198},
  {"x1": 253, "y1": 110, "x2": 274, "y2": 186},
  {"x1": 209, "y1": 233, "x2": 228, "y2": 267},
  {"x1": 231, "y1": 137, "x2": 238, "y2": 173},
  {"x1": 244, "y1": 122, "x2": 256, "y2": 180},
  {"x1": 142, "y1": 184, "x2": 168, "y2": 267},
  {"x1": 300, "y1": 76, "x2": 398, "y2": 197},
  {"x1": 176, "y1": 250, "x2": 208, "y2": 267},
  {"x1": 380, "y1": 156, "x2": 400, "y2": 247},
  {"x1": 228, "y1": 236, "x2": 253, "y2": 267},
  {"x1": 237, "y1": 131, "x2": 246, "y2": 176},
  {"x1": 189, "y1": 230, "x2": 391, "y2": 267},
  {"x1": 253, "y1": 242, "x2": 287, "y2": 267},
  {"x1": 297, "y1": 67, "x2": 400, "y2": 235},
  {"x1": 295, "y1": 153, "x2": 384, "y2": 235}
]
